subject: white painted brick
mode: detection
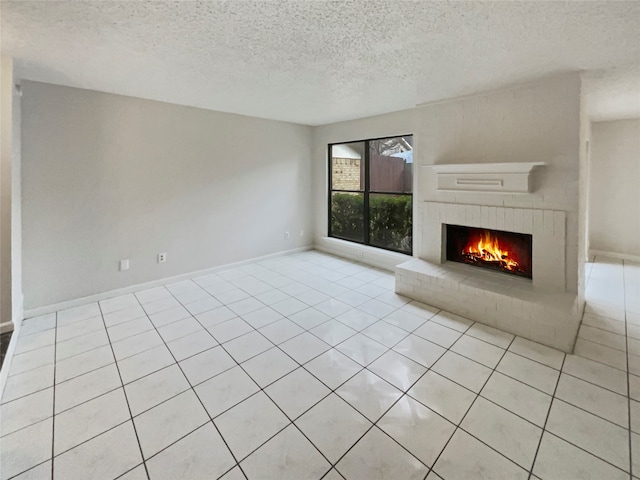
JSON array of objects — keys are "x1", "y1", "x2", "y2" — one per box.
[
  {"x1": 395, "y1": 257, "x2": 579, "y2": 351},
  {"x1": 504, "y1": 208, "x2": 514, "y2": 231},
  {"x1": 456, "y1": 204, "x2": 466, "y2": 225},
  {"x1": 472, "y1": 205, "x2": 482, "y2": 226},
  {"x1": 465, "y1": 205, "x2": 474, "y2": 226},
  {"x1": 481, "y1": 206, "x2": 489, "y2": 226},
  {"x1": 445, "y1": 203, "x2": 455, "y2": 223},
  {"x1": 488, "y1": 207, "x2": 497, "y2": 229},
  {"x1": 523, "y1": 210, "x2": 533, "y2": 233},
  {"x1": 496, "y1": 207, "x2": 505, "y2": 230},
  {"x1": 543, "y1": 210, "x2": 554, "y2": 236},
  {"x1": 554, "y1": 211, "x2": 565, "y2": 238},
  {"x1": 533, "y1": 210, "x2": 544, "y2": 233}
]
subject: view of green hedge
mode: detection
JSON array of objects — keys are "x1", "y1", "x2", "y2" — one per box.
[
  {"x1": 331, "y1": 192, "x2": 412, "y2": 254},
  {"x1": 330, "y1": 193, "x2": 365, "y2": 242}
]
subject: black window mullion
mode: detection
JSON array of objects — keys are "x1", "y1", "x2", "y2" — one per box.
[
  {"x1": 328, "y1": 144, "x2": 333, "y2": 238},
  {"x1": 363, "y1": 141, "x2": 370, "y2": 246}
]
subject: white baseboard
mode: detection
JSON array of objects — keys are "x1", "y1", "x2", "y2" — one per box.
[
  {"x1": 23, "y1": 246, "x2": 313, "y2": 319},
  {"x1": 315, "y1": 237, "x2": 410, "y2": 272},
  {"x1": 589, "y1": 249, "x2": 640, "y2": 263},
  {"x1": 0, "y1": 321, "x2": 14, "y2": 334},
  {"x1": 0, "y1": 320, "x2": 15, "y2": 334}
]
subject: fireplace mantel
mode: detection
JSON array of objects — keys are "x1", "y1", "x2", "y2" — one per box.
[{"x1": 427, "y1": 162, "x2": 545, "y2": 193}]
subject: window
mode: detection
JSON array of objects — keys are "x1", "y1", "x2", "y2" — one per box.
[{"x1": 329, "y1": 135, "x2": 413, "y2": 255}]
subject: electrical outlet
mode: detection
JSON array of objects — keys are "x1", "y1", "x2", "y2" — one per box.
[
  {"x1": 299, "y1": 229, "x2": 304, "y2": 237},
  {"x1": 119, "y1": 259, "x2": 130, "y2": 271},
  {"x1": 357, "y1": 251, "x2": 364, "y2": 258},
  {"x1": 284, "y1": 231, "x2": 290, "y2": 239},
  {"x1": 158, "y1": 252, "x2": 167, "y2": 263}
]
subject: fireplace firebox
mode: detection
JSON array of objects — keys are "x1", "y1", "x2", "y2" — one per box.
[{"x1": 446, "y1": 225, "x2": 533, "y2": 279}]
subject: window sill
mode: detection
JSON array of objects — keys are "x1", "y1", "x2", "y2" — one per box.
[{"x1": 316, "y1": 237, "x2": 412, "y2": 272}]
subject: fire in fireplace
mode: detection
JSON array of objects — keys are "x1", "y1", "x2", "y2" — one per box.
[{"x1": 446, "y1": 225, "x2": 533, "y2": 279}]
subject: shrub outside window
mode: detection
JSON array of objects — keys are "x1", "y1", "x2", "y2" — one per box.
[{"x1": 329, "y1": 135, "x2": 413, "y2": 255}]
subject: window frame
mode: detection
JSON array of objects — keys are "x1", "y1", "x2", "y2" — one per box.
[{"x1": 328, "y1": 134, "x2": 413, "y2": 255}]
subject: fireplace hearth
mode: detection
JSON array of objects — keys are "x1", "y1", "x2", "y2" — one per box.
[
  {"x1": 446, "y1": 224, "x2": 533, "y2": 279},
  {"x1": 398, "y1": 199, "x2": 575, "y2": 352}
]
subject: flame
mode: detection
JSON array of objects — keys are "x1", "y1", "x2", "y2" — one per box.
[{"x1": 462, "y1": 231, "x2": 520, "y2": 271}]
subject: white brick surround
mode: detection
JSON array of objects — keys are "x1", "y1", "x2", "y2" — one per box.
[
  {"x1": 395, "y1": 259, "x2": 580, "y2": 352},
  {"x1": 420, "y1": 202, "x2": 566, "y2": 291},
  {"x1": 396, "y1": 201, "x2": 581, "y2": 352}
]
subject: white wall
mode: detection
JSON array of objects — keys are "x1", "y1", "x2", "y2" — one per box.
[
  {"x1": 1, "y1": 56, "x2": 13, "y2": 327},
  {"x1": 588, "y1": 119, "x2": 640, "y2": 258},
  {"x1": 21, "y1": 81, "x2": 313, "y2": 309}
]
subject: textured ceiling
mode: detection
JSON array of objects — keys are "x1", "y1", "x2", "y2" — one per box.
[{"x1": 2, "y1": 1, "x2": 640, "y2": 125}]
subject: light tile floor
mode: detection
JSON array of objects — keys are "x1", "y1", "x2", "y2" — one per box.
[{"x1": 1, "y1": 251, "x2": 638, "y2": 480}]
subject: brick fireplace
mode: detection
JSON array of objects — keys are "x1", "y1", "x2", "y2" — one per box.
[
  {"x1": 395, "y1": 160, "x2": 582, "y2": 352},
  {"x1": 391, "y1": 74, "x2": 585, "y2": 353}
]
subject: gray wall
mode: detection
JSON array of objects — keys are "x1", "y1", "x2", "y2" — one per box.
[
  {"x1": 22, "y1": 81, "x2": 313, "y2": 309},
  {"x1": 589, "y1": 119, "x2": 640, "y2": 257}
]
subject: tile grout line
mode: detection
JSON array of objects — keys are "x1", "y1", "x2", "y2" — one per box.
[
  {"x1": 577, "y1": 327, "x2": 629, "y2": 353},
  {"x1": 0, "y1": 315, "x2": 469, "y2": 386},
  {"x1": 113, "y1": 462, "x2": 146, "y2": 479},
  {"x1": 528, "y1": 394, "x2": 630, "y2": 438},
  {"x1": 560, "y1": 366, "x2": 629, "y2": 397},
  {"x1": 567, "y1": 327, "x2": 629, "y2": 371},
  {"x1": 398, "y1": 323, "x2": 576, "y2": 431},
  {"x1": 129, "y1": 290, "x2": 252, "y2": 480},
  {"x1": 19, "y1": 339, "x2": 618, "y2": 480},
  {"x1": 96, "y1": 301, "x2": 152, "y2": 480},
  {"x1": 587, "y1": 257, "x2": 636, "y2": 478},
  {"x1": 241, "y1": 311, "x2": 435, "y2": 476},
  {"x1": 48, "y1": 418, "x2": 133, "y2": 461},
  {"x1": 624, "y1": 259, "x2": 633, "y2": 480},
  {"x1": 162, "y1": 262, "x2": 426, "y2": 476},
  {"x1": 3, "y1": 272, "x2": 410, "y2": 384},
  {"x1": 208, "y1": 262, "x2": 390, "y2": 469},
  {"x1": 50, "y1": 311, "x2": 58, "y2": 480},
  {"x1": 527, "y1": 354, "x2": 566, "y2": 480},
  {"x1": 542, "y1": 428, "x2": 631, "y2": 476},
  {"x1": 343, "y1": 316, "x2": 521, "y2": 476},
  {"x1": 360, "y1": 324, "x2": 471, "y2": 478},
  {"x1": 14, "y1": 252, "x2": 634, "y2": 479},
  {"x1": 4, "y1": 305, "x2": 569, "y2": 409},
  {"x1": 318, "y1": 313, "x2": 483, "y2": 477},
  {"x1": 427, "y1": 335, "x2": 521, "y2": 478},
  {"x1": 15, "y1": 286, "x2": 543, "y2": 477},
  {"x1": 168, "y1": 278, "x2": 365, "y2": 477},
  {"x1": 0, "y1": 256, "x2": 396, "y2": 478},
  {"x1": 575, "y1": 257, "x2": 636, "y2": 476}
]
